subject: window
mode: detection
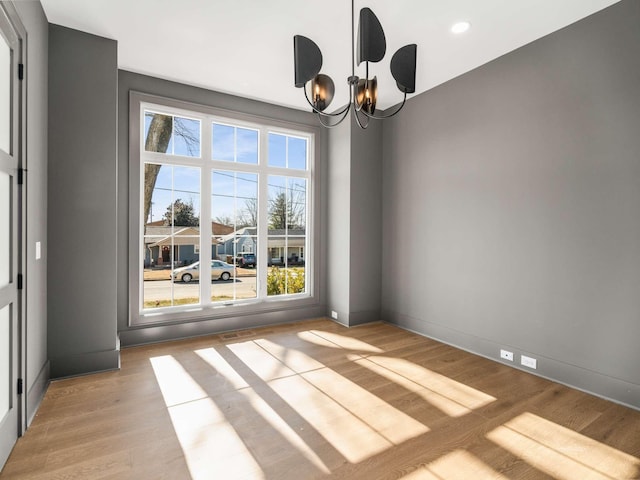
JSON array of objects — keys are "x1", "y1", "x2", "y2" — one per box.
[{"x1": 131, "y1": 95, "x2": 317, "y2": 325}]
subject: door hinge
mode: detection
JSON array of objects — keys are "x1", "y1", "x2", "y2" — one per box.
[
  {"x1": 17, "y1": 378, "x2": 23, "y2": 396},
  {"x1": 17, "y1": 273, "x2": 23, "y2": 290},
  {"x1": 18, "y1": 63, "x2": 24, "y2": 81},
  {"x1": 17, "y1": 168, "x2": 25, "y2": 185}
]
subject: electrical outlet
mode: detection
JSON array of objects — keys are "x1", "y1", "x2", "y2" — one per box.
[
  {"x1": 331, "y1": 310, "x2": 338, "y2": 320},
  {"x1": 521, "y1": 355, "x2": 537, "y2": 369},
  {"x1": 500, "y1": 349, "x2": 514, "y2": 361}
]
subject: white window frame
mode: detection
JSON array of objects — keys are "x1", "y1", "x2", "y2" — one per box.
[{"x1": 128, "y1": 92, "x2": 320, "y2": 326}]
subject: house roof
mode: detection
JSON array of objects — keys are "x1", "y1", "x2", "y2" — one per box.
[
  {"x1": 148, "y1": 227, "x2": 200, "y2": 247},
  {"x1": 218, "y1": 227, "x2": 306, "y2": 243},
  {"x1": 144, "y1": 221, "x2": 234, "y2": 236},
  {"x1": 144, "y1": 225, "x2": 307, "y2": 245}
]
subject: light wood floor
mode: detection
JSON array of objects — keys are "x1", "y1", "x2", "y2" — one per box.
[{"x1": 1, "y1": 319, "x2": 639, "y2": 479}]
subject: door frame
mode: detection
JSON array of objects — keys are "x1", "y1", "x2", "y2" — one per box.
[{"x1": 0, "y1": 1, "x2": 26, "y2": 471}]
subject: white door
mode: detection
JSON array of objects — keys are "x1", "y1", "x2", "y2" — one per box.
[{"x1": 0, "y1": 4, "x2": 21, "y2": 470}]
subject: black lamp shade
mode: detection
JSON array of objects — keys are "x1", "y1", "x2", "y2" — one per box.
[
  {"x1": 357, "y1": 8, "x2": 386, "y2": 64},
  {"x1": 294, "y1": 35, "x2": 323, "y2": 88},
  {"x1": 310, "y1": 74, "x2": 335, "y2": 111},
  {"x1": 391, "y1": 44, "x2": 417, "y2": 94}
]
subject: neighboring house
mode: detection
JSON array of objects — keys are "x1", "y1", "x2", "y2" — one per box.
[
  {"x1": 267, "y1": 228, "x2": 305, "y2": 265},
  {"x1": 143, "y1": 221, "x2": 234, "y2": 267},
  {"x1": 216, "y1": 227, "x2": 306, "y2": 265},
  {"x1": 217, "y1": 227, "x2": 257, "y2": 261}
]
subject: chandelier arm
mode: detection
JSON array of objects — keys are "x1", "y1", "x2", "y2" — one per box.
[
  {"x1": 303, "y1": 86, "x2": 351, "y2": 117},
  {"x1": 358, "y1": 92, "x2": 408, "y2": 120},
  {"x1": 316, "y1": 107, "x2": 351, "y2": 128},
  {"x1": 351, "y1": 0, "x2": 355, "y2": 79},
  {"x1": 353, "y1": 108, "x2": 370, "y2": 129}
]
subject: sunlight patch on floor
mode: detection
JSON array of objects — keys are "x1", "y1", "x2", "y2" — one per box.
[
  {"x1": 226, "y1": 340, "x2": 297, "y2": 381},
  {"x1": 267, "y1": 365, "x2": 431, "y2": 464},
  {"x1": 306, "y1": 330, "x2": 385, "y2": 353},
  {"x1": 150, "y1": 355, "x2": 208, "y2": 407},
  {"x1": 254, "y1": 338, "x2": 326, "y2": 373},
  {"x1": 297, "y1": 331, "x2": 346, "y2": 350},
  {"x1": 240, "y1": 388, "x2": 331, "y2": 475},
  {"x1": 301, "y1": 367, "x2": 430, "y2": 444},
  {"x1": 359, "y1": 355, "x2": 495, "y2": 416},
  {"x1": 269, "y1": 374, "x2": 393, "y2": 463},
  {"x1": 168, "y1": 397, "x2": 264, "y2": 480},
  {"x1": 150, "y1": 355, "x2": 264, "y2": 480},
  {"x1": 199, "y1": 343, "x2": 332, "y2": 475},
  {"x1": 194, "y1": 347, "x2": 249, "y2": 390},
  {"x1": 487, "y1": 412, "x2": 640, "y2": 480},
  {"x1": 399, "y1": 450, "x2": 510, "y2": 479}
]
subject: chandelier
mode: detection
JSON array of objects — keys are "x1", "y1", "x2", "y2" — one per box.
[{"x1": 293, "y1": 0, "x2": 417, "y2": 129}]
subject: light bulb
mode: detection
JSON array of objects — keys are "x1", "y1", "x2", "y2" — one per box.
[{"x1": 451, "y1": 21, "x2": 471, "y2": 34}]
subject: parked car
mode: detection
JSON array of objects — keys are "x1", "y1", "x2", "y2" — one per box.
[
  {"x1": 171, "y1": 260, "x2": 235, "y2": 283},
  {"x1": 235, "y1": 252, "x2": 256, "y2": 268},
  {"x1": 267, "y1": 255, "x2": 304, "y2": 267}
]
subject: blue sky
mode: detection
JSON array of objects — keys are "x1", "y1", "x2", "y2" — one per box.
[{"x1": 144, "y1": 112, "x2": 307, "y2": 226}]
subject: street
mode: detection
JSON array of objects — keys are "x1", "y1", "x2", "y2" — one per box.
[{"x1": 143, "y1": 276, "x2": 257, "y2": 302}]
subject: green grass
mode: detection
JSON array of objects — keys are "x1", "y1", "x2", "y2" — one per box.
[{"x1": 144, "y1": 296, "x2": 235, "y2": 308}]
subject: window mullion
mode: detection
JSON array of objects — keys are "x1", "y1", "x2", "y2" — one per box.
[
  {"x1": 200, "y1": 119, "x2": 212, "y2": 306},
  {"x1": 257, "y1": 126, "x2": 269, "y2": 298}
]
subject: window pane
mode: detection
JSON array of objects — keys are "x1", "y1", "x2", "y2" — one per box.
[
  {"x1": 0, "y1": 34, "x2": 9, "y2": 154},
  {"x1": 144, "y1": 111, "x2": 201, "y2": 157},
  {"x1": 212, "y1": 123, "x2": 258, "y2": 164},
  {"x1": 268, "y1": 175, "x2": 286, "y2": 230},
  {"x1": 212, "y1": 123, "x2": 234, "y2": 161},
  {"x1": 268, "y1": 133, "x2": 308, "y2": 170},
  {"x1": 212, "y1": 170, "x2": 258, "y2": 302},
  {"x1": 236, "y1": 128, "x2": 258, "y2": 164},
  {"x1": 237, "y1": 173, "x2": 258, "y2": 229},
  {"x1": 268, "y1": 133, "x2": 286, "y2": 168},
  {"x1": 173, "y1": 117, "x2": 201, "y2": 157},
  {"x1": 288, "y1": 178, "x2": 307, "y2": 229},
  {"x1": 288, "y1": 137, "x2": 307, "y2": 170},
  {"x1": 143, "y1": 164, "x2": 200, "y2": 309},
  {"x1": 267, "y1": 175, "x2": 307, "y2": 296}
]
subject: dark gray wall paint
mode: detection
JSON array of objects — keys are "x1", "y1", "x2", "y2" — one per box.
[
  {"x1": 48, "y1": 25, "x2": 119, "y2": 377},
  {"x1": 326, "y1": 118, "x2": 351, "y2": 324},
  {"x1": 326, "y1": 113, "x2": 382, "y2": 326},
  {"x1": 11, "y1": 0, "x2": 49, "y2": 425},
  {"x1": 349, "y1": 117, "x2": 382, "y2": 323},
  {"x1": 117, "y1": 71, "x2": 327, "y2": 344},
  {"x1": 382, "y1": 0, "x2": 640, "y2": 408}
]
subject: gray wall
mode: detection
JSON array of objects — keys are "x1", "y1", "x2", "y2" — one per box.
[
  {"x1": 48, "y1": 25, "x2": 119, "y2": 377},
  {"x1": 349, "y1": 117, "x2": 382, "y2": 324},
  {"x1": 117, "y1": 71, "x2": 328, "y2": 345},
  {"x1": 327, "y1": 118, "x2": 351, "y2": 324},
  {"x1": 11, "y1": 0, "x2": 49, "y2": 425},
  {"x1": 326, "y1": 113, "x2": 382, "y2": 326},
  {"x1": 382, "y1": 0, "x2": 640, "y2": 408}
]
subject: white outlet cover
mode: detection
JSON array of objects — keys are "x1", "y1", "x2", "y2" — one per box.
[
  {"x1": 500, "y1": 349, "x2": 514, "y2": 361},
  {"x1": 521, "y1": 355, "x2": 537, "y2": 369},
  {"x1": 331, "y1": 310, "x2": 338, "y2": 320}
]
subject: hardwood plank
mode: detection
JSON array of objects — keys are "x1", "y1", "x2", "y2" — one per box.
[{"x1": 1, "y1": 318, "x2": 639, "y2": 479}]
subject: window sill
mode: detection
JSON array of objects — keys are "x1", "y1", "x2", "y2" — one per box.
[{"x1": 130, "y1": 293, "x2": 318, "y2": 328}]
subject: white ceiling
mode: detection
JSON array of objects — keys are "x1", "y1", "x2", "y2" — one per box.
[{"x1": 41, "y1": 0, "x2": 620, "y2": 111}]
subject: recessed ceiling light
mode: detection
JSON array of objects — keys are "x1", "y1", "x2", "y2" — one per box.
[{"x1": 451, "y1": 21, "x2": 471, "y2": 34}]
